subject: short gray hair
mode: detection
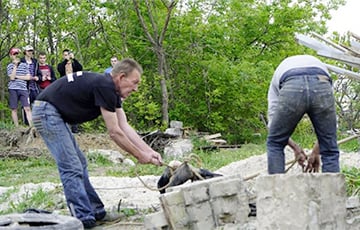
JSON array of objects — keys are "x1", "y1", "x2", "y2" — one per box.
[{"x1": 111, "y1": 58, "x2": 143, "y2": 76}]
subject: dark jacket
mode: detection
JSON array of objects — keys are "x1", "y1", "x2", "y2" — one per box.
[
  {"x1": 47, "y1": 65, "x2": 57, "y2": 82},
  {"x1": 20, "y1": 57, "x2": 42, "y2": 79},
  {"x1": 20, "y1": 57, "x2": 43, "y2": 90},
  {"x1": 57, "y1": 59, "x2": 83, "y2": 77}
]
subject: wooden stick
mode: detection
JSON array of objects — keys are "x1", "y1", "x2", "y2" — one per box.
[{"x1": 337, "y1": 133, "x2": 360, "y2": 145}]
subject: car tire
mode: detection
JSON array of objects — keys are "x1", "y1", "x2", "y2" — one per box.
[{"x1": 0, "y1": 213, "x2": 83, "y2": 229}]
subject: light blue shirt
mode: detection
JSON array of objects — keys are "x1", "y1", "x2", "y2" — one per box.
[
  {"x1": 104, "y1": 67, "x2": 112, "y2": 74},
  {"x1": 267, "y1": 55, "x2": 329, "y2": 126}
]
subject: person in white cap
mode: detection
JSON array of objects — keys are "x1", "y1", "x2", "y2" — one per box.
[{"x1": 20, "y1": 45, "x2": 42, "y2": 105}]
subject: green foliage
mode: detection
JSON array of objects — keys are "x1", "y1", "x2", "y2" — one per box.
[
  {"x1": 0, "y1": 0, "x2": 350, "y2": 143},
  {"x1": 337, "y1": 132, "x2": 360, "y2": 152},
  {"x1": 0, "y1": 120, "x2": 16, "y2": 130},
  {"x1": 105, "y1": 159, "x2": 164, "y2": 178},
  {"x1": 87, "y1": 152, "x2": 113, "y2": 166},
  {"x1": 290, "y1": 117, "x2": 318, "y2": 149},
  {"x1": 342, "y1": 166, "x2": 360, "y2": 197},
  {"x1": 81, "y1": 117, "x2": 107, "y2": 133},
  {"x1": 122, "y1": 75, "x2": 162, "y2": 131},
  {"x1": 121, "y1": 208, "x2": 138, "y2": 217},
  {"x1": 195, "y1": 143, "x2": 267, "y2": 171}
]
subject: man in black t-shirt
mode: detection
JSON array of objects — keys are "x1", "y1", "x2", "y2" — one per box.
[{"x1": 32, "y1": 58, "x2": 162, "y2": 229}]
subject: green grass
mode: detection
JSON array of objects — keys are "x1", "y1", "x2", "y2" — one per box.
[
  {"x1": 337, "y1": 133, "x2": 360, "y2": 152},
  {"x1": 0, "y1": 187, "x2": 67, "y2": 215},
  {"x1": 342, "y1": 166, "x2": 360, "y2": 197},
  {"x1": 0, "y1": 157, "x2": 59, "y2": 187},
  {"x1": 87, "y1": 152, "x2": 114, "y2": 166}
]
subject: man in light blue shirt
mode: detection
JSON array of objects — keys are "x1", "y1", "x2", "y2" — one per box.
[
  {"x1": 104, "y1": 56, "x2": 118, "y2": 74},
  {"x1": 267, "y1": 55, "x2": 339, "y2": 174}
]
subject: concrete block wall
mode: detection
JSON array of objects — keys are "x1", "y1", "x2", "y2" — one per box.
[
  {"x1": 144, "y1": 173, "x2": 358, "y2": 230},
  {"x1": 144, "y1": 174, "x2": 250, "y2": 229},
  {"x1": 256, "y1": 173, "x2": 347, "y2": 230}
]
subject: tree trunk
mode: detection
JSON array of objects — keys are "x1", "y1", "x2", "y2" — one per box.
[
  {"x1": 157, "y1": 49, "x2": 169, "y2": 127},
  {"x1": 133, "y1": 0, "x2": 177, "y2": 128},
  {"x1": 45, "y1": 0, "x2": 55, "y2": 65}
]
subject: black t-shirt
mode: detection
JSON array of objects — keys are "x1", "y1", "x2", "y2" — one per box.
[{"x1": 37, "y1": 71, "x2": 121, "y2": 124}]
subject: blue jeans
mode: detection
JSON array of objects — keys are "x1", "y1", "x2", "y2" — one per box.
[
  {"x1": 32, "y1": 101, "x2": 105, "y2": 223},
  {"x1": 267, "y1": 75, "x2": 340, "y2": 174}
]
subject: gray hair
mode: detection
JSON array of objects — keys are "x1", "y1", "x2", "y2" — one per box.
[{"x1": 111, "y1": 58, "x2": 143, "y2": 76}]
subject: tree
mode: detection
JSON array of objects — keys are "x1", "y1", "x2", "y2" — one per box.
[
  {"x1": 0, "y1": 0, "x2": 347, "y2": 143},
  {"x1": 133, "y1": 0, "x2": 178, "y2": 128}
]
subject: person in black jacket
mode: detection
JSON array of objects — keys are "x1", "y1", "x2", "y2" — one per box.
[
  {"x1": 20, "y1": 45, "x2": 42, "y2": 104},
  {"x1": 57, "y1": 49, "x2": 83, "y2": 133},
  {"x1": 20, "y1": 45, "x2": 42, "y2": 126},
  {"x1": 57, "y1": 49, "x2": 83, "y2": 77}
]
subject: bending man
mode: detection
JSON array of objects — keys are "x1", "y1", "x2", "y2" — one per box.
[
  {"x1": 267, "y1": 55, "x2": 339, "y2": 174},
  {"x1": 32, "y1": 58, "x2": 162, "y2": 228}
]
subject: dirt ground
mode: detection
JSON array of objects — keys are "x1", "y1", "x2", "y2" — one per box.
[{"x1": 0, "y1": 127, "x2": 124, "y2": 158}]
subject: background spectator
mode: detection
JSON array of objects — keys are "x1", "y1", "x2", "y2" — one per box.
[
  {"x1": 57, "y1": 49, "x2": 83, "y2": 133},
  {"x1": 104, "y1": 56, "x2": 118, "y2": 74},
  {"x1": 38, "y1": 51, "x2": 56, "y2": 91},
  {"x1": 7, "y1": 47, "x2": 32, "y2": 126}
]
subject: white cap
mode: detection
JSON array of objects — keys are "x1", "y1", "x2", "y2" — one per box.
[{"x1": 24, "y1": 45, "x2": 34, "y2": 51}]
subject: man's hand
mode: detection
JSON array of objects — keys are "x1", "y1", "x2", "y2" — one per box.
[
  {"x1": 305, "y1": 143, "x2": 320, "y2": 173},
  {"x1": 292, "y1": 145, "x2": 307, "y2": 171},
  {"x1": 137, "y1": 150, "x2": 162, "y2": 166},
  {"x1": 288, "y1": 138, "x2": 307, "y2": 171}
]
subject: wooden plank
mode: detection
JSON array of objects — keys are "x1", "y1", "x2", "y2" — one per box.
[
  {"x1": 325, "y1": 64, "x2": 360, "y2": 81},
  {"x1": 199, "y1": 144, "x2": 241, "y2": 150},
  {"x1": 209, "y1": 139, "x2": 227, "y2": 145},
  {"x1": 317, "y1": 50, "x2": 360, "y2": 68},
  {"x1": 203, "y1": 133, "x2": 221, "y2": 140}
]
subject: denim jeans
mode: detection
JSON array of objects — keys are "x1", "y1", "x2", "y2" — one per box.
[
  {"x1": 267, "y1": 75, "x2": 340, "y2": 174},
  {"x1": 32, "y1": 100, "x2": 105, "y2": 223}
]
